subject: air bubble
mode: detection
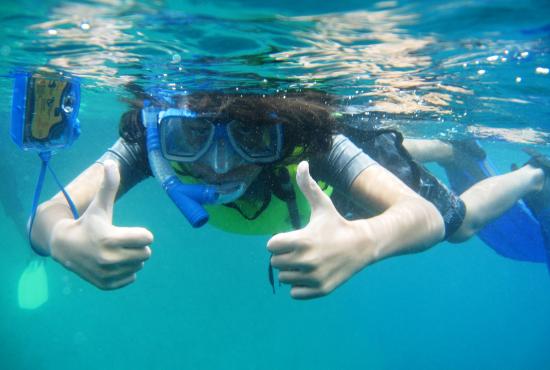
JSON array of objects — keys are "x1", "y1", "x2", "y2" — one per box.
[
  {"x1": 171, "y1": 54, "x2": 181, "y2": 63},
  {"x1": 47, "y1": 29, "x2": 58, "y2": 35},
  {"x1": 535, "y1": 67, "x2": 549, "y2": 75}
]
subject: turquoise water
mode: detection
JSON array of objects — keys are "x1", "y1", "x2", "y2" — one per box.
[{"x1": 1, "y1": 1, "x2": 550, "y2": 369}]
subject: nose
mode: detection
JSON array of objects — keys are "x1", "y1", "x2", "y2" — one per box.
[{"x1": 206, "y1": 126, "x2": 243, "y2": 174}]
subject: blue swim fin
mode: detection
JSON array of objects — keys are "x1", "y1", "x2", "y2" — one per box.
[
  {"x1": 518, "y1": 148, "x2": 550, "y2": 270},
  {"x1": 443, "y1": 140, "x2": 547, "y2": 263}
]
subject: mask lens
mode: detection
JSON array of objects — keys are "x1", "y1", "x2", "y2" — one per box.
[
  {"x1": 161, "y1": 116, "x2": 213, "y2": 160},
  {"x1": 228, "y1": 120, "x2": 281, "y2": 161}
]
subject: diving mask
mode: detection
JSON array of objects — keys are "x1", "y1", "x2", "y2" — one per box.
[{"x1": 158, "y1": 108, "x2": 283, "y2": 165}]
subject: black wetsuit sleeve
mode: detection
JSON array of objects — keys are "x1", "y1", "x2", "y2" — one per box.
[
  {"x1": 310, "y1": 134, "x2": 377, "y2": 192},
  {"x1": 96, "y1": 138, "x2": 152, "y2": 196}
]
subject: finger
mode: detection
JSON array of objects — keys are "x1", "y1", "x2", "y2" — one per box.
[
  {"x1": 290, "y1": 286, "x2": 325, "y2": 300},
  {"x1": 95, "y1": 246, "x2": 150, "y2": 269},
  {"x1": 103, "y1": 261, "x2": 145, "y2": 274},
  {"x1": 104, "y1": 273, "x2": 137, "y2": 290},
  {"x1": 295, "y1": 161, "x2": 334, "y2": 216},
  {"x1": 270, "y1": 254, "x2": 312, "y2": 271},
  {"x1": 278, "y1": 270, "x2": 319, "y2": 287},
  {"x1": 117, "y1": 247, "x2": 151, "y2": 265},
  {"x1": 100, "y1": 245, "x2": 151, "y2": 267},
  {"x1": 267, "y1": 230, "x2": 303, "y2": 255},
  {"x1": 106, "y1": 226, "x2": 154, "y2": 249},
  {"x1": 90, "y1": 160, "x2": 120, "y2": 222},
  {"x1": 87, "y1": 270, "x2": 136, "y2": 291}
]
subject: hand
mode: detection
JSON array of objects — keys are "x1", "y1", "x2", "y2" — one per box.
[
  {"x1": 50, "y1": 160, "x2": 154, "y2": 290},
  {"x1": 267, "y1": 161, "x2": 372, "y2": 299}
]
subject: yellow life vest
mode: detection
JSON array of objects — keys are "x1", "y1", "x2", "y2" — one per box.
[{"x1": 172, "y1": 163, "x2": 332, "y2": 235}]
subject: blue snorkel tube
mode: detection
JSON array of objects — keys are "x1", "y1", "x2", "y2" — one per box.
[{"x1": 142, "y1": 101, "x2": 218, "y2": 227}]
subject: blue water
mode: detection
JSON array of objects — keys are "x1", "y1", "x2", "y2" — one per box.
[{"x1": 1, "y1": 1, "x2": 550, "y2": 369}]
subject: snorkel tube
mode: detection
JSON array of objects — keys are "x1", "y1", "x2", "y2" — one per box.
[{"x1": 142, "y1": 101, "x2": 218, "y2": 227}]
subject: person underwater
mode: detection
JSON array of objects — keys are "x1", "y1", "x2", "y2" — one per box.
[{"x1": 24, "y1": 89, "x2": 550, "y2": 299}]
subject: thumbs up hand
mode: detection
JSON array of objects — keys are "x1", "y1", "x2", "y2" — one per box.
[
  {"x1": 267, "y1": 161, "x2": 372, "y2": 300},
  {"x1": 50, "y1": 160, "x2": 154, "y2": 290}
]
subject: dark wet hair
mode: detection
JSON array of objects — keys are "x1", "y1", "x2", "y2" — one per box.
[{"x1": 119, "y1": 90, "x2": 337, "y2": 163}]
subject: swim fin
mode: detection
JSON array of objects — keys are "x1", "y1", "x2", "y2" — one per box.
[
  {"x1": 17, "y1": 257, "x2": 48, "y2": 310},
  {"x1": 442, "y1": 140, "x2": 547, "y2": 263},
  {"x1": 518, "y1": 148, "x2": 550, "y2": 270}
]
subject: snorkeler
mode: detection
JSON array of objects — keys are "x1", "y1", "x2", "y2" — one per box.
[{"x1": 28, "y1": 90, "x2": 550, "y2": 299}]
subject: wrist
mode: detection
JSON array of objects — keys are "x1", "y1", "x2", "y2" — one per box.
[
  {"x1": 31, "y1": 201, "x2": 75, "y2": 258},
  {"x1": 354, "y1": 198, "x2": 445, "y2": 264},
  {"x1": 349, "y1": 218, "x2": 384, "y2": 267},
  {"x1": 48, "y1": 218, "x2": 75, "y2": 262}
]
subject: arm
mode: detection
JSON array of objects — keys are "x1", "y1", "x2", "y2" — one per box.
[
  {"x1": 348, "y1": 162, "x2": 445, "y2": 261},
  {"x1": 31, "y1": 162, "x2": 106, "y2": 256},
  {"x1": 267, "y1": 161, "x2": 445, "y2": 299},
  {"x1": 31, "y1": 147, "x2": 153, "y2": 290}
]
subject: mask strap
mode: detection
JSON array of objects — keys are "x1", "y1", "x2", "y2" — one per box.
[
  {"x1": 28, "y1": 151, "x2": 79, "y2": 256},
  {"x1": 268, "y1": 256, "x2": 277, "y2": 294}
]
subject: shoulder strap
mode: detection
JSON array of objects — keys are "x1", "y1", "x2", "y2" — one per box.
[{"x1": 271, "y1": 166, "x2": 301, "y2": 230}]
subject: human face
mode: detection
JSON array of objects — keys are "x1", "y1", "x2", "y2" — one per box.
[{"x1": 160, "y1": 109, "x2": 282, "y2": 193}]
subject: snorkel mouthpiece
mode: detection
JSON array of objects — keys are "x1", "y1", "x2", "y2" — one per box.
[
  {"x1": 143, "y1": 103, "x2": 217, "y2": 228},
  {"x1": 163, "y1": 176, "x2": 217, "y2": 227}
]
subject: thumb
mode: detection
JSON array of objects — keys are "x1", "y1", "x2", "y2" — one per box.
[
  {"x1": 295, "y1": 161, "x2": 334, "y2": 217},
  {"x1": 89, "y1": 160, "x2": 120, "y2": 222}
]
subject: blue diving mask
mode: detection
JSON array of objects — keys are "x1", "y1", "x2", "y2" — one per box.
[{"x1": 158, "y1": 108, "x2": 283, "y2": 167}]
